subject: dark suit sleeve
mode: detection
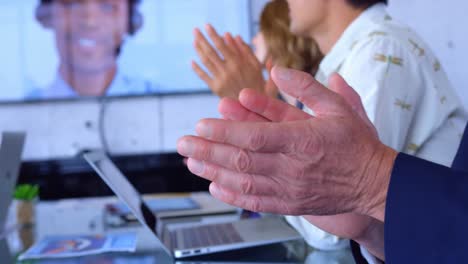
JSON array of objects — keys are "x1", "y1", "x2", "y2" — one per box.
[
  {"x1": 385, "y1": 153, "x2": 468, "y2": 263},
  {"x1": 452, "y1": 125, "x2": 468, "y2": 172}
]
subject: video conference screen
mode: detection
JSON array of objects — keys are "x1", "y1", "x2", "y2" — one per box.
[{"x1": 0, "y1": 0, "x2": 251, "y2": 102}]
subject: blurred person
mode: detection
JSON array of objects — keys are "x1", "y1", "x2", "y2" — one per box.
[
  {"x1": 28, "y1": 0, "x2": 157, "y2": 99},
  {"x1": 191, "y1": 0, "x2": 322, "y2": 106}
]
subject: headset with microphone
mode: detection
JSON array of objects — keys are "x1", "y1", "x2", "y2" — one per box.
[
  {"x1": 35, "y1": 0, "x2": 143, "y2": 36},
  {"x1": 35, "y1": 0, "x2": 143, "y2": 57}
]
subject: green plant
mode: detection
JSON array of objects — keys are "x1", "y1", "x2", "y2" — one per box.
[{"x1": 14, "y1": 184, "x2": 39, "y2": 201}]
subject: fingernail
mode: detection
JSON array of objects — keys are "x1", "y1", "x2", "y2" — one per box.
[
  {"x1": 177, "y1": 139, "x2": 195, "y2": 156},
  {"x1": 188, "y1": 159, "x2": 205, "y2": 175},
  {"x1": 196, "y1": 121, "x2": 213, "y2": 138},
  {"x1": 276, "y1": 67, "x2": 292, "y2": 81}
]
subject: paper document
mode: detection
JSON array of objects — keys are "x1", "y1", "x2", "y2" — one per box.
[{"x1": 18, "y1": 233, "x2": 137, "y2": 260}]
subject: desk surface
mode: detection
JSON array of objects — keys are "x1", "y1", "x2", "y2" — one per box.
[
  {"x1": 17, "y1": 244, "x2": 356, "y2": 264},
  {"x1": 12, "y1": 195, "x2": 356, "y2": 264}
]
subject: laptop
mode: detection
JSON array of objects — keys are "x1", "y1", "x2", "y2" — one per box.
[
  {"x1": 84, "y1": 151, "x2": 302, "y2": 258},
  {"x1": 0, "y1": 132, "x2": 26, "y2": 264},
  {"x1": 104, "y1": 193, "x2": 240, "y2": 228},
  {"x1": 0, "y1": 132, "x2": 26, "y2": 233}
]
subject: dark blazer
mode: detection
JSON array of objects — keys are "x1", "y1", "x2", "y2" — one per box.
[
  {"x1": 452, "y1": 126, "x2": 468, "y2": 172},
  {"x1": 385, "y1": 125, "x2": 468, "y2": 263},
  {"x1": 352, "y1": 125, "x2": 468, "y2": 263}
]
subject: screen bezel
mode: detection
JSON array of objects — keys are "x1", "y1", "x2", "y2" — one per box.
[
  {"x1": 0, "y1": 0, "x2": 254, "y2": 105},
  {"x1": 0, "y1": 88, "x2": 212, "y2": 106}
]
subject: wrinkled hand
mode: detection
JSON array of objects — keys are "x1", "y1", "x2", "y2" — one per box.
[
  {"x1": 178, "y1": 68, "x2": 391, "y2": 259},
  {"x1": 192, "y1": 24, "x2": 270, "y2": 99},
  {"x1": 178, "y1": 66, "x2": 397, "y2": 221},
  {"x1": 215, "y1": 78, "x2": 379, "y2": 241},
  {"x1": 216, "y1": 74, "x2": 385, "y2": 260}
]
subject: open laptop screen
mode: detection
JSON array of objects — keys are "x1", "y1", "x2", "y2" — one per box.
[
  {"x1": 0, "y1": 132, "x2": 26, "y2": 230},
  {"x1": 83, "y1": 152, "x2": 157, "y2": 236}
]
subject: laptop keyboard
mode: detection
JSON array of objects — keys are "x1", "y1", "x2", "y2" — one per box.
[{"x1": 172, "y1": 223, "x2": 244, "y2": 249}]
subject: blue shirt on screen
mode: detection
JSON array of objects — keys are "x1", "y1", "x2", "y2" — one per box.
[{"x1": 27, "y1": 71, "x2": 159, "y2": 100}]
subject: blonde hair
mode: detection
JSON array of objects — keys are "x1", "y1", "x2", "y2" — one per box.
[{"x1": 260, "y1": 0, "x2": 322, "y2": 74}]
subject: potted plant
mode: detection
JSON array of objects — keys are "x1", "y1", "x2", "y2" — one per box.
[{"x1": 14, "y1": 184, "x2": 39, "y2": 250}]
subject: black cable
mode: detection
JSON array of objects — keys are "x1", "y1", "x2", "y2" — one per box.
[
  {"x1": 157, "y1": 97, "x2": 164, "y2": 150},
  {"x1": 98, "y1": 97, "x2": 110, "y2": 154}
]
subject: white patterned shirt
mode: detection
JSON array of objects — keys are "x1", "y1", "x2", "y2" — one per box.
[{"x1": 285, "y1": 3, "x2": 468, "y2": 262}]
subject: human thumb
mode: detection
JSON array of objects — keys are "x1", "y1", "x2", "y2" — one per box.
[
  {"x1": 328, "y1": 73, "x2": 375, "y2": 130},
  {"x1": 271, "y1": 66, "x2": 347, "y2": 117}
]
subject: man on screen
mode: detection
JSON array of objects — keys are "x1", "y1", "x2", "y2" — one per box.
[{"x1": 28, "y1": 0, "x2": 157, "y2": 99}]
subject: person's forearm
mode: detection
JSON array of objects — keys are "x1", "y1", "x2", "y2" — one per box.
[
  {"x1": 363, "y1": 146, "x2": 398, "y2": 222},
  {"x1": 303, "y1": 214, "x2": 385, "y2": 260},
  {"x1": 354, "y1": 219, "x2": 385, "y2": 261}
]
